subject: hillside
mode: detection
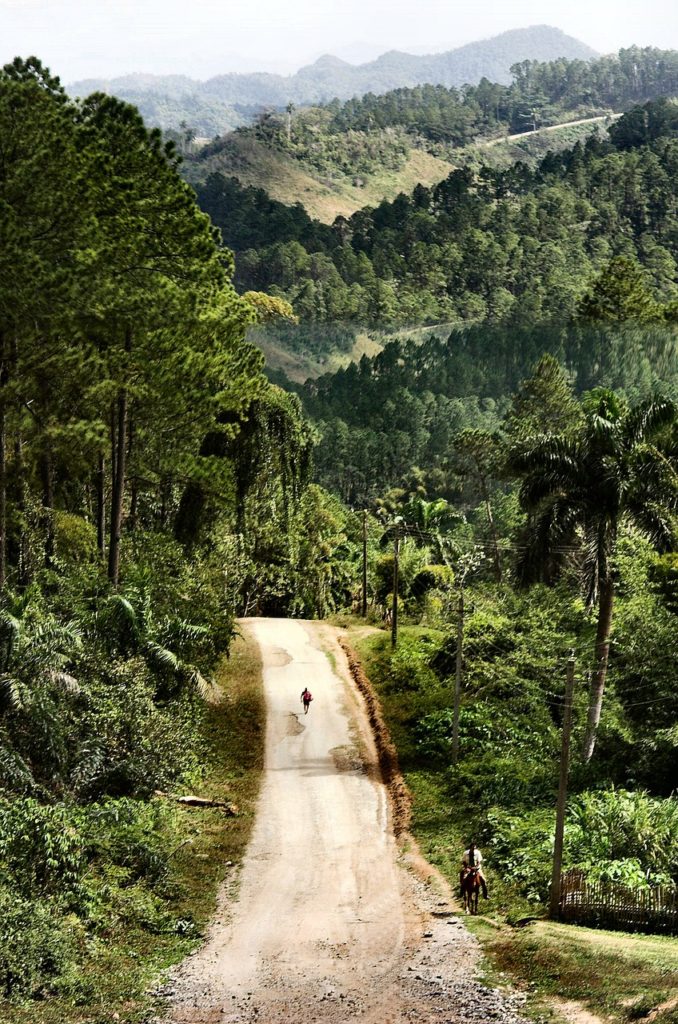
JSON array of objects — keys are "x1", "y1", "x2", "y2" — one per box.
[
  {"x1": 186, "y1": 117, "x2": 606, "y2": 226},
  {"x1": 184, "y1": 133, "x2": 455, "y2": 222},
  {"x1": 3, "y1": 56, "x2": 678, "y2": 1024},
  {"x1": 184, "y1": 45, "x2": 678, "y2": 223},
  {"x1": 69, "y1": 25, "x2": 596, "y2": 134},
  {"x1": 198, "y1": 100, "x2": 678, "y2": 332}
]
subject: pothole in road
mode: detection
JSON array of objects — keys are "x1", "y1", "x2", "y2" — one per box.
[
  {"x1": 330, "y1": 744, "x2": 364, "y2": 773},
  {"x1": 286, "y1": 713, "x2": 305, "y2": 736},
  {"x1": 269, "y1": 647, "x2": 293, "y2": 668}
]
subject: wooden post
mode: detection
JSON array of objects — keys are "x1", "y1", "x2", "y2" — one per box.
[
  {"x1": 362, "y1": 509, "x2": 368, "y2": 617},
  {"x1": 451, "y1": 590, "x2": 464, "y2": 764},
  {"x1": 391, "y1": 527, "x2": 400, "y2": 648},
  {"x1": 549, "y1": 656, "x2": 576, "y2": 920}
]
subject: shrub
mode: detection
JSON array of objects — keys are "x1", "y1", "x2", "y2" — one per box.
[
  {"x1": 0, "y1": 798, "x2": 84, "y2": 897},
  {"x1": 450, "y1": 753, "x2": 557, "y2": 815},
  {"x1": 387, "y1": 632, "x2": 441, "y2": 693},
  {"x1": 485, "y1": 788, "x2": 678, "y2": 903},
  {"x1": 0, "y1": 886, "x2": 80, "y2": 1000}
]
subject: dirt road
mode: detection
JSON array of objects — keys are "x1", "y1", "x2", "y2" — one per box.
[
  {"x1": 483, "y1": 112, "x2": 620, "y2": 147},
  {"x1": 164, "y1": 618, "x2": 527, "y2": 1024}
]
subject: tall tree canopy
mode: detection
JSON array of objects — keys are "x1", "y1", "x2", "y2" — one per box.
[{"x1": 511, "y1": 390, "x2": 678, "y2": 760}]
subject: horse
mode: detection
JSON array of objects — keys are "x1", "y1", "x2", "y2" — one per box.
[{"x1": 461, "y1": 867, "x2": 481, "y2": 915}]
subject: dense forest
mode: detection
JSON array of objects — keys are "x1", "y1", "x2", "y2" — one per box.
[
  {"x1": 193, "y1": 92, "x2": 678, "y2": 328},
  {"x1": 0, "y1": 56, "x2": 359, "y2": 1012},
  {"x1": 2, "y1": 44, "x2": 678, "y2": 1024},
  {"x1": 186, "y1": 45, "x2": 678, "y2": 231},
  {"x1": 298, "y1": 323, "x2": 678, "y2": 504},
  {"x1": 326, "y1": 45, "x2": 678, "y2": 142},
  {"x1": 221, "y1": 44, "x2": 678, "y2": 162}
]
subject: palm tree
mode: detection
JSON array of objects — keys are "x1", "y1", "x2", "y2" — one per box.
[
  {"x1": 379, "y1": 496, "x2": 461, "y2": 562},
  {"x1": 96, "y1": 590, "x2": 213, "y2": 700},
  {"x1": 511, "y1": 390, "x2": 678, "y2": 761},
  {"x1": 0, "y1": 609, "x2": 81, "y2": 714}
]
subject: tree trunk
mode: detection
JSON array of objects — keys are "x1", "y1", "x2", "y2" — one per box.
[
  {"x1": 127, "y1": 421, "x2": 137, "y2": 532},
  {"x1": 108, "y1": 388, "x2": 128, "y2": 585},
  {"x1": 0, "y1": 396, "x2": 5, "y2": 592},
  {"x1": 582, "y1": 576, "x2": 615, "y2": 762},
  {"x1": 40, "y1": 446, "x2": 55, "y2": 565},
  {"x1": 14, "y1": 432, "x2": 28, "y2": 587},
  {"x1": 108, "y1": 328, "x2": 131, "y2": 586},
  {"x1": 129, "y1": 478, "x2": 138, "y2": 532},
  {"x1": 96, "y1": 454, "x2": 106, "y2": 559},
  {"x1": 10, "y1": 337, "x2": 27, "y2": 586}
]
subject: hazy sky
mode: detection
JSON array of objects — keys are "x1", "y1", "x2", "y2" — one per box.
[{"x1": 2, "y1": 0, "x2": 678, "y2": 83}]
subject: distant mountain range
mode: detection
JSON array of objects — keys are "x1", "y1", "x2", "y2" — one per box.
[{"x1": 69, "y1": 26, "x2": 598, "y2": 136}]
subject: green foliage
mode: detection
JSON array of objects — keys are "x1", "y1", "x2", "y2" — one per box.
[
  {"x1": 489, "y1": 788, "x2": 678, "y2": 902},
  {"x1": 0, "y1": 799, "x2": 84, "y2": 895},
  {"x1": 578, "y1": 256, "x2": 663, "y2": 323},
  {"x1": 0, "y1": 887, "x2": 80, "y2": 1000}
]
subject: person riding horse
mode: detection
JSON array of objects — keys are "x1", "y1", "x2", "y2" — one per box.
[{"x1": 460, "y1": 841, "x2": 489, "y2": 899}]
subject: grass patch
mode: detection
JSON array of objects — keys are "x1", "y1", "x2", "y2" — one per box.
[
  {"x1": 488, "y1": 921, "x2": 678, "y2": 1023},
  {"x1": 0, "y1": 628, "x2": 265, "y2": 1024}
]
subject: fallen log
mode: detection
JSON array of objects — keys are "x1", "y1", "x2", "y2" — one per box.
[{"x1": 154, "y1": 791, "x2": 239, "y2": 815}]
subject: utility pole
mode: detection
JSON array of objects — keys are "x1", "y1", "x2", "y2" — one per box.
[
  {"x1": 549, "y1": 656, "x2": 576, "y2": 920},
  {"x1": 391, "y1": 527, "x2": 400, "y2": 648},
  {"x1": 362, "y1": 509, "x2": 368, "y2": 617},
  {"x1": 451, "y1": 590, "x2": 464, "y2": 763}
]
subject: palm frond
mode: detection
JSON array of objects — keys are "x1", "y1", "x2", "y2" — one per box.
[
  {"x1": 516, "y1": 497, "x2": 581, "y2": 585},
  {"x1": 625, "y1": 502, "x2": 676, "y2": 552},
  {"x1": 104, "y1": 594, "x2": 140, "y2": 643},
  {"x1": 44, "y1": 670, "x2": 81, "y2": 695},
  {"x1": 0, "y1": 741, "x2": 36, "y2": 794},
  {"x1": 580, "y1": 521, "x2": 613, "y2": 608},
  {"x1": 508, "y1": 434, "x2": 581, "y2": 476},
  {"x1": 144, "y1": 641, "x2": 181, "y2": 675},
  {"x1": 519, "y1": 470, "x2": 572, "y2": 511},
  {"x1": 588, "y1": 411, "x2": 620, "y2": 449},
  {"x1": 157, "y1": 617, "x2": 208, "y2": 651},
  {"x1": 622, "y1": 397, "x2": 676, "y2": 446},
  {"x1": 0, "y1": 612, "x2": 20, "y2": 674},
  {"x1": 185, "y1": 667, "x2": 214, "y2": 701},
  {"x1": 0, "y1": 673, "x2": 24, "y2": 713}
]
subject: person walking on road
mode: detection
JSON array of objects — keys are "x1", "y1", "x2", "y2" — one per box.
[{"x1": 301, "y1": 687, "x2": 313, "y2": 714}]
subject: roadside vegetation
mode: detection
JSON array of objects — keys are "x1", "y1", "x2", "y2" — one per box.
[
  {"x1": 333, "y1": 355, "x2": 678, "y2": 1023},
  {"x1": 1, "y1": 628, "x2": 265, "y2": 1024},
  {"x1": 0, "y1": 57, "x2": 348, "y2": 1021}
]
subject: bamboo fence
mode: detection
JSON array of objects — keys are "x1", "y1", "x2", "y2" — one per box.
[{"x1": 559, "y1": 869, "x2": 678, "y2": 935}]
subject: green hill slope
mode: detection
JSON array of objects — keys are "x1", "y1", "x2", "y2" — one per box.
[
  {"x1": 204, "y1": 99, "x2": 678, "y2": 330},
  {"x1": 183, "y1": 133, "x2": 454, "y2": 222}
]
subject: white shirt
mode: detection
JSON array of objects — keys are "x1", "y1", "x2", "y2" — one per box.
[{"x1": 462, "y1": 848, "x2": 483, "y2": 868}]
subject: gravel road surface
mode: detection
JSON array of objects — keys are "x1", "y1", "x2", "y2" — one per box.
[{"x1": 162, "y1": 618, "x2": 528, "y2": 1024}]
